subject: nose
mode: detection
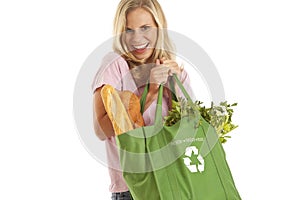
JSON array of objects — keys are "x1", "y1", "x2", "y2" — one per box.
[{"x1": 131, "y1": 29, "x2": 144, "y2": 43}]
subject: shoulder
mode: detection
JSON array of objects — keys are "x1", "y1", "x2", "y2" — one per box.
[
  {"x1": 91, "y1": 52, "x2": 129, "y2": 92},
  {"x1": 101, "y1": 52, "x2": 128, "y2": 71},
  {"x1": 94, "y1": 52, "x2": 129, "y2": 83}
]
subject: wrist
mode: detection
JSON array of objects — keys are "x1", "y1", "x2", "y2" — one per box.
[
  {"x1": 148, "y1": 83, "x2": 159, "y2": 94},
  {"x1": 143, "y1": 84, "x2": 159, "y2": 111}
]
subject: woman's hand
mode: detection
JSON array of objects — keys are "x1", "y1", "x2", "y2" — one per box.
[
  {"x1": 149, "y1": 58, "x2": 183, "y2": 91},
  {"x1": 160, "y1": 57, "x2": 183, "y2": 77},
  {"x1": 149, "y1": 59, "x2": 169, "y2": 86},
  {"x1": 144, "y1": 58, "x2": 183, "y2": 112}
]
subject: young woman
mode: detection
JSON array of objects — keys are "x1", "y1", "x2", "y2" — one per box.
[{"x1": 92, "y1": 0, "x2": 192, "y2": 199}]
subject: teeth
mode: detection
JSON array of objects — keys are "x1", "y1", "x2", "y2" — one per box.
[{"x1": 133, "y1": 43, "x2": 148, "y2": 49}]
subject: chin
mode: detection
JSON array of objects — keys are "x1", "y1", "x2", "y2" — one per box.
[{"x1": 133, "y1": 49, "x2": 153, "y2": 62}]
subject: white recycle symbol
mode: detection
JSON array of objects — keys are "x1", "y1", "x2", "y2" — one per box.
[{"x1": 183, "y1": 146, "x2": 205, "y2": 173}]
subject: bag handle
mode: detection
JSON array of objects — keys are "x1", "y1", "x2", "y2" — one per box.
[
  {"x1": 139, "y1": 74, "x2": 193, "y2": 125},
  {"x1": 140, "y1": 74, "x2": 192, "y2": 113},
  {"x1": 139, "y1": 82, "x2": 164, "y2": 126},
  {"x1": 140, "y1": 83, "x2": 149, "y2": 114},
  {"x1": 154, "y1": 84, "x2": 164, "y2": 126},
  {"x1": 172, "y1": 74, "x2": 192, "y2": 103}
]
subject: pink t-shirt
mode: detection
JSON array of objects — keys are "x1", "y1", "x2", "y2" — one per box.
[{"x1": 92, "y1": 52, "x2": 191, "y2": 193}]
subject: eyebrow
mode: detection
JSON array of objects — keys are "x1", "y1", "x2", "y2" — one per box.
[{"x1": 126, "y1": 24, "x2": 151, "y2": 29}]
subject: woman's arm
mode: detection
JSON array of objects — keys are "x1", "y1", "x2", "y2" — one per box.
[{"x1": 93, "y1": 86, "x2": 115, "y2": 140}]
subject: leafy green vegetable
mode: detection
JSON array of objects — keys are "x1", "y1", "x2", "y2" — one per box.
[{"x1": 164, "y1": 98, "x2": 238, "y2": 143}]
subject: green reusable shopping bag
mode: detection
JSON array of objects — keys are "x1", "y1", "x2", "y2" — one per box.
[{"x1": 116, "y1": 75, "x2": 241, "y2": 200}]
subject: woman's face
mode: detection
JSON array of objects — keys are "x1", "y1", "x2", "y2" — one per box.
[{"x1": 124, "y1": 8, "x2": 158, "y2": 61}]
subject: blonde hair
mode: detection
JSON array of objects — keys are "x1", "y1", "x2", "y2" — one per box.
[{"x1": 112, "y1": 0, "x2": 175, "y2": 67}]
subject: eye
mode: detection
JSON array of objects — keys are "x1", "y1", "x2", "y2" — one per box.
[
  {"x1": 125, "y1": 28, "x2": 134, "y2": 33},
  {"x1": 140, "y1": 26, "x2": 151, "y2": 32}
]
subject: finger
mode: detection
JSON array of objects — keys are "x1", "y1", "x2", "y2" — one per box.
[
  {"x1": 180, "y1": 64, "x2": 184, "y2": 72},
  {"x1": 156, "y1": 59, "x2": 160, "y2": 65},
  {"x1": 161, "y1": 60, "x2": 172, "y2": 66},
  {"x1": 163, "y1": 61, "x2": 180, "y2": 72},
  {"x1": 160, "y1": 59, "x2": 177, "y2": 64},
  {"x1": 160, "y1": 57, "x2": 167, "y2": 63},
  {"x1": 168, "y1": 65, "x2": 182, "y2": 75}
]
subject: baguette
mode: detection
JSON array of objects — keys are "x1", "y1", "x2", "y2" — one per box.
[
  {"x1": 118, "y1": 91, "x2": 144, "y2": 128},
  {"x1": 101, "y1": 85, "x2": 144, "y2": 135}
]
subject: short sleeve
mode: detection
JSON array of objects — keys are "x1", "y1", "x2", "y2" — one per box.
[{"x1": 91, "y1": 52, "x2": 129, "y2": 93}]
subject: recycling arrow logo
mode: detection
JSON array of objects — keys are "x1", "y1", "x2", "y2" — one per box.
[{"x1": 183, "y1": 146, "x2": 205, "y2": 173}]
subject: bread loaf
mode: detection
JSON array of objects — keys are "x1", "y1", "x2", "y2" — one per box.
[
  {"x1": 101, "y1": 85, "x2": 144, "y2": 135},
  {"x1": 118, "y1": 90, "x2": 144, "y2": 128}
]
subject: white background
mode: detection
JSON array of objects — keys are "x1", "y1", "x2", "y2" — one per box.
[{"x1": 1, "y1": 0, "x2": 299, "y2": 199}]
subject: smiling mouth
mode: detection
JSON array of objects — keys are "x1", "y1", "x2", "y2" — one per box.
[{"x1": 132, "y1": 43, "x2": 149, "y2": 50}]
